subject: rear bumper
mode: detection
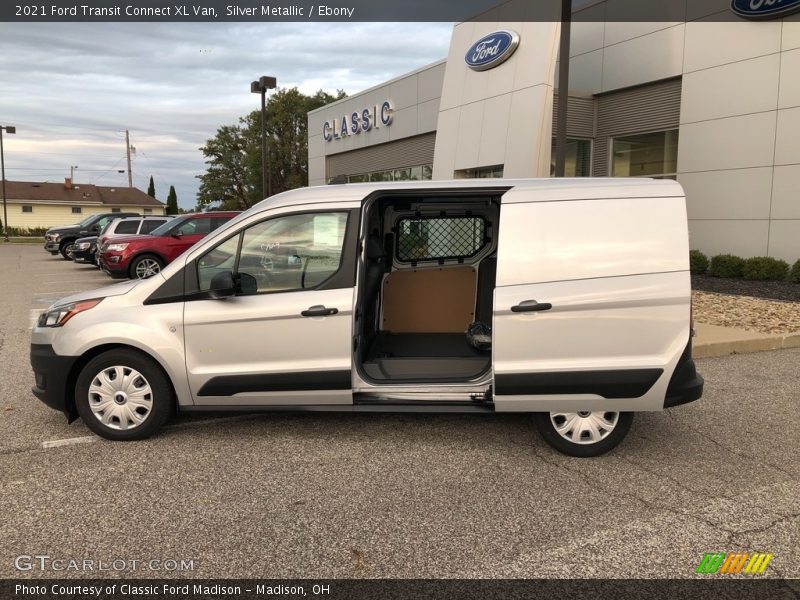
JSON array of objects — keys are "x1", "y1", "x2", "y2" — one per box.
[
  {"x1": 30, "y1": 343, "x2": 79, "y2": 420},
  {"x1": 664, "y1": 339, "x2": 704, "y2": 408}
]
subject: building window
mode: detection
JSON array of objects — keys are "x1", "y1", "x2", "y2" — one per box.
[
  {"x1": 111, "y1": 208, "x2": 121, "y2": 213},
  {"x1": 144, "y1": 208, "x2": 152, "y2": 214},
  {"x1": 550, "y1": 139, "x2": 592, "y2": 177},
  {"x1": 611, "y1": 130, "x2": 678, "y2": 179},
  {"x1": 338, "y1": 163, "x2": 433, "y2": 184},
  {"x1": 22, "y1": 205, "x2": 33, "y2": 213},
  {"x1": 456, "y1": 165, "x2": 504, "y2": 179},
  {"x1": 71, "y1": 206, "x2": 82, "y2": 214}
]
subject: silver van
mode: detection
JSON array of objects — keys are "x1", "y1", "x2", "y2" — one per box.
[{"x1": 30, "y1": 179, "x2": 703, "y2": 456}]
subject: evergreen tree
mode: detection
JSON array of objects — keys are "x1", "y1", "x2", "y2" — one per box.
[
  {"x1": 166, "y1": 185, "x2": 178, "y2": 215},
  {"x1": 147, "y1": 175, "x2": 156, "y2": 197}
]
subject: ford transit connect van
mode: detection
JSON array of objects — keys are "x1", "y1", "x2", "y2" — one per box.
[{"x1": 30, "y1": 179, "x2": 703, "y2": 456}]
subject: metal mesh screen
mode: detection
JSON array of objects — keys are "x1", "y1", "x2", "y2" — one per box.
[{"x1": 397, "y1": 217, "x2": 486, "y2": 262}]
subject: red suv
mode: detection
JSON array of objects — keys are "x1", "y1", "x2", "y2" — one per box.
[{"x1": 98, "y1": 212, "x2": 239, "y2": 279}]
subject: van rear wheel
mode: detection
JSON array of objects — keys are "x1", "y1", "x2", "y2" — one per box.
[
  {"x1": 75, "y1": 349, "x2": 173, "y2": 441},
  {"x1": 534, "y1": 411, "x2": 633, "y2": 457}
]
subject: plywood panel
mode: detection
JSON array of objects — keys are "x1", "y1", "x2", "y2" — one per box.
[{"x1": 381, "y1": 267, "x2": 477, "y2": 333}]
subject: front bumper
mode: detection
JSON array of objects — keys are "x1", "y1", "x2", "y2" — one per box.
[
  {"x1": 98, "y1": 250, "x2": 130, "y2": 278},
  {"x1": 44, "y1": 241, "x2": 60, "y2": 252},
  {"x1": 72, "y1": 248, "x2": 95, "y2": 263},
  {"x1": 30, "y1": 343, "x2": 79, "y2": 420}
]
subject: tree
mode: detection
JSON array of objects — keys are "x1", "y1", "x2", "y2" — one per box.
[
  {"x1": 166, "y1": 185, "x2": 178, "y2": 215},
  {"x1": 196, "y1": 87, "x2": 346, "y2": 210},
  {"x1": 147, "y1": 175, "x2": 156, "y2": 198}
]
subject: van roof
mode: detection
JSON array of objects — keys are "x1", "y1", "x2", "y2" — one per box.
[{"x1": 251, "y1": 178, "x2": 684, "y2": 212}]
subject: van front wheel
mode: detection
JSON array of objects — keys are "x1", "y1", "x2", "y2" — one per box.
[
  {"x1": 534, "y1": 411, "x2": 633, "y2": 457},
  {"x1": 75, "y1": 349, "x2": 173, "y2": 441}
]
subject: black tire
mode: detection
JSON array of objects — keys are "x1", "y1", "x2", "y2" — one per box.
[
  {"x1": 59, "y1": 240, "x2": 76, "y2": 260},
  {"x1": 75, "y1": 349, "x2": 174, "y2": 441},
  {"x1": 533, "y1": 411, "x2": 634, "y2": 457},
  {"x1": 129, "y1": 254, "x2": 164, "y2": 279}
]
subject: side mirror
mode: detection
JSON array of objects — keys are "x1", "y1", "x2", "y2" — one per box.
[
  {"x1": 171, "y1": 232, "x2": 183, "y2": 238},
  {"x1": 208, "y1": 271, "x2": 236, "y2": 299},
  {"x1": 235, "y1": 272, "x2": 258, "y2": 295},
  {"x1": 90, "y1": 225, "x2": 100, "y2": 233}
]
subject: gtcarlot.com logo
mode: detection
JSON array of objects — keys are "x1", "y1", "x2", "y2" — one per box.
[
  {"x1": 696, "y1": 552, "x2": 773, "y2": 575},
  {"x1": 14, "y1": 555, "x2": 195, "y2": 572}
]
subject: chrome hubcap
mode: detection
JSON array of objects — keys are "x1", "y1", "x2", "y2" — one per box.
[
  {"x1": 88, "y1": 366, "x2": 153, "y2": 430},
  {"x1": 135, "y1": 258, "x2": 160, "y2": 279},
  {"x1": 550, "y1": 411, "x2": 619, "y2": 445}
]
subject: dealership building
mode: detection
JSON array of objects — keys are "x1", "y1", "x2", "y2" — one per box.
[{"x1": 307, "y1": 0, "x2": 800, "y2": 261}]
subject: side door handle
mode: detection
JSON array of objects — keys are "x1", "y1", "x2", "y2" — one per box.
[
  {"x1": 301, "y1": 305, "x2": 339, "y2": 317},
  {"x1": 511, "y1": 300, "x2": 553, "y2": 313}
]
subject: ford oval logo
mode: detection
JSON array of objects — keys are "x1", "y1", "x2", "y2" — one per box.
[
  {"x1": 465, "y1": 30, "x2": 520, "y2": 71},
  {"x1": 731, "y1": 0, "x2": 800, "y2": 19}
]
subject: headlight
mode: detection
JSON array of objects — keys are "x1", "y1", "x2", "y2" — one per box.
[
  {"x1": 106, "y1": 243, "x2": 129, "y2": 251},
  {"x1": 76, "y1": 242, "x2": 91, "y2": 250},
  {"x1": 50, "y1": 233, "x2": 60, "y2": 241},
  {"x1": 37, "y1": 299, "x2": 103, "y2": 328}
]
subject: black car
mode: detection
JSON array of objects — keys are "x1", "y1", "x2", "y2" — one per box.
[
  {"x1": 44, "y1": 212, "x2": 139, "y2": 259},
  {"x1": 71, "y1": 236, "x2": 99, "y2": 265}
]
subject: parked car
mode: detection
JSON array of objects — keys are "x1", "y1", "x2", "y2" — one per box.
[
  {"x1": 72, "y1": 216, "x2": 175, "y2": 265},
  {"x1": 98, "y1": 212, "x2": 238, "y2": 279},
  {"x1": 30, "y1": 179, "x2": 703, "y2": 456},
  {"x1": 44, "y1": 212, "x2": 140, "y2": 259}
]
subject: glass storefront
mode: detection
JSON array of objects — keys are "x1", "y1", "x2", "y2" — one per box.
[
  {"x1": 457, "y1": 165, "x2": 505, "y2": 179},
  {"x1": 550, "y1": 139, "x2": 592, "y2": 177},
  {"x1": 611, "y1": 130, "x2": 679, "y2": 178},
  {"x1": 344, "y1": 164, "x2": 433, "y2": 183}
]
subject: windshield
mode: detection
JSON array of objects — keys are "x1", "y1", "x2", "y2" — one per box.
[
  {"x1": 77, "y1": 215, "x2": 97, "y2": 227},
  {"x1": 149, "y1": 215, "x2": 188, "y2": 236}
]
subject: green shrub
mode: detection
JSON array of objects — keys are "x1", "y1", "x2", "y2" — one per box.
[
  {"x1": 790, "y1": 260, "x2": 800, "y2": 284},
  {"x1": 708, "y1": 254, "x2": 745, "y2": 278},
  {"x1": 5, "y1": 226, "x2": 48, "y2": 237},
  {"x1": 689, "y1": 250, "x2": 709, "y2": 275},
  {"x1": 740, "y1": 256, "x2": 788, "y2": 281}
]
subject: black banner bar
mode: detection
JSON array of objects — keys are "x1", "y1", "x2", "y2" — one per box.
[
  {"x1": 2, "y1": 579, "x2": 800, "y2": 600},
  {"x1": 2, "y1": 0, "x2": 794, "y2": 23}
]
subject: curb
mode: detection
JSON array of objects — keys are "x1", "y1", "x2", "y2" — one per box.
[{"x1": 694, "y1": 332, "x2": 800, "y2": 359}]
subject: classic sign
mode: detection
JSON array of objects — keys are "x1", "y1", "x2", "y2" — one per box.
[
  {"x1": 323, "y1": 101, "x2": 393, "y2": 142},
  {"x1": 730, "y1": 0, "x2": 800, "y2": 19},
  {"x1": 464, "y1": 30, "x2": 520, "y2": 71}
]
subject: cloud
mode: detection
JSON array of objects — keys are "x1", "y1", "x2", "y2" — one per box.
[{"x1": 0, "y1": 22, "x2": 452, "y2": 208}]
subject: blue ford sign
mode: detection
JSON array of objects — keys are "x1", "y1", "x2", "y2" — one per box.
[
  {"x1": 465, "y1": 30, "x2": 520, "y2": 72},
  {"x1": 731, "y1": 0, "x2": 800, "y2": 19}
]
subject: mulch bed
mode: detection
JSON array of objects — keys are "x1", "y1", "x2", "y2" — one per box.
[{"x1": 692, "y1": 274, "x2": 800, "y2": 303}]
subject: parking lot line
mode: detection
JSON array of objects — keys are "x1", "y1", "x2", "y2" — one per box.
[{"x1": 41, "y1": 435, "x2": 99, "y2": 449}]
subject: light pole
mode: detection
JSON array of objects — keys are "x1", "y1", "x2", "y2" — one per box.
[
  {"x1": 70, "y1": 165, "x2": 78, "y2": 181},
  {"x1": 250, "y1": 75, "x2": 277, "y2": 199},
  {"x1": 1, "y1": 124, "x2": 16, "y2": 242}
]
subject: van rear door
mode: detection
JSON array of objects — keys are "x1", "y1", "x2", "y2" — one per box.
[{"x1": 492, "y1": 182, "x2": 691, "y2": 413}]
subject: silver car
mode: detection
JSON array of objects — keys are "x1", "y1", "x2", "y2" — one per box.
[{"x1": 30, "y1": 179, "x2": 702, "y2": 457}]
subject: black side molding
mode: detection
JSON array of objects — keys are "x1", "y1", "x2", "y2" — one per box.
[
  {"x1": 197, "y1": 370, "x2": 351, "y2": 396},
  {"x1": 495, "y1": 369, "x2": 663, "y2": 399}
]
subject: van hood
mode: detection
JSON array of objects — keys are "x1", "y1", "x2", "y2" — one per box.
[{"x1": 50, "y1": 278, "x2": 143, "y2": 308}]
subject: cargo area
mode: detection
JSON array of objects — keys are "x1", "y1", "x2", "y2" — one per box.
[{"x1": 355, "y1": 192, "x2": 501, "y2": 383}]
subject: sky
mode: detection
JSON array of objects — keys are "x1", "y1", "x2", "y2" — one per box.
[{"x1": 0, "y1": 22, "x2": 453, "y2": 209}]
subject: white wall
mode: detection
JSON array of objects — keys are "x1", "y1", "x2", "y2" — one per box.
[{"x1": 432, "y1": 4, "x2": 561, "y2": 179}]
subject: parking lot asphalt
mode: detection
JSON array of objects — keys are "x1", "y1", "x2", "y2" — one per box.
[{"x1": 0, "y1": 244, "x2": 798, "y2": 579}]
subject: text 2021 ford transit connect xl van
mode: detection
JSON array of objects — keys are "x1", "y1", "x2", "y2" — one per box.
[{"x1": 30, "y1": 179, "x2": 703, "y2": 457}]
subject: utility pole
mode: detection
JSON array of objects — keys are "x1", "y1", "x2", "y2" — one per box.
[
  {"x1": 1, "y1": 125, "x2": 16, "y2": 242},
  {"x1": 555, "y1": 0, "x2": 572, "y2": 177},
  {"x1": 125, "y1": 129, "x2": 133, "y2": 187}
]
